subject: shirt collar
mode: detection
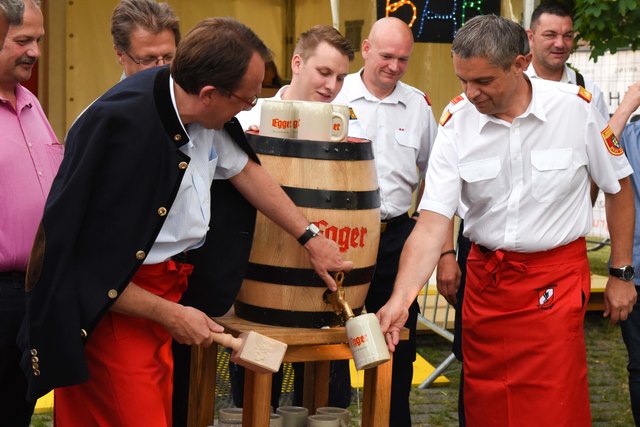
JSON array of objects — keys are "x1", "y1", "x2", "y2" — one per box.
[
  {"x1": 0, "y1": 84, "x2": 31, "y2": 112},
  {"x1": 273, "y1": 85, "x2": 288, "y2": 99},
  {"x1": 526, "y1": 64, "x2": 571, "y2": 84},
  {"x1": 345, "y1": 68, "x2": 407, "y2": 107},
  {"x1": 478, "y1": 77, "x2": 546, "y2": 131}
]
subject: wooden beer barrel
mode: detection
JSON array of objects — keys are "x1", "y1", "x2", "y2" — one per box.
[{"x1": 234, "y1": 132, "x2": 380, "y2": 328}]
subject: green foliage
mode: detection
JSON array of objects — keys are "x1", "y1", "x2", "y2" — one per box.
[{"x1": 573, "y1": 0, "x2": 640, "y2": 61}]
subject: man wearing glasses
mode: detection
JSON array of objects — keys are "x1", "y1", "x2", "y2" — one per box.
[
  {"x1": 19, "y1": 17, "x2": 352, "y2": 426},
  {"x1": 107, "y1": 3, "x2": 267, "y2": 424},
  {"x1": 111, "y1": 0, "x2": 179, "y2": 79}
]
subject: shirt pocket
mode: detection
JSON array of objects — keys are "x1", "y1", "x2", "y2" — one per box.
[
  {"x1": 394, "y1": 129, "x2": 419, "y2": 151},
  {"x1": 45, "y1": 143, "x2": 64, "y2": 172},
  {"x1": 530, "y1": 148, "x2": 572, "y2": 203},
  {"x1": 459, "y1": 157, "x2": 505, "y2": 204}
]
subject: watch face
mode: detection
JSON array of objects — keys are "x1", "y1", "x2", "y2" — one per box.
[
  {"x1": 623, "y1": 266, "x2": 635, "y2": 281},
  {"x1": 611, "y1": 265, "x2": 635, "y2": 281},
  {"x1": 309, "y1": 223, "x2": 320, "y2": 234}
]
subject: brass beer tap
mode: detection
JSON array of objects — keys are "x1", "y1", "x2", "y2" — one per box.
[{"x1": 324, "y1": 271, "x2": 354, "y2": 323}]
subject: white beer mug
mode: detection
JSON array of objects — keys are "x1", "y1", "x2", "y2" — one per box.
[
  {"x1": 276, "y1": 405, "x2": 309, "y2": 427},
  {"x1": 260, "y1": 99, "x2": 296, "y2": 138},
  {"x1": 316, "y1": 407, "x2": 349, "y2": 427},
  {"x1": 331, "y1": 104, "x2": 350, "y2": 142},
  {"x1": 307, "y1": 414, "x2": 340, "y2": 427},
  {"x1": 346, "y1": 313, "x2": 390, "y2": 370},
  {"x1": 295, "y1": 101, "x2": 347, "y2": 142},
  {"x1": 218, "y1": 407, "x2": 243, "y2": 423}
]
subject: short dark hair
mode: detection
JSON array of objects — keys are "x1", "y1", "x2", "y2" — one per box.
[
  {"x1": 530, "y1": 3, "x2": 573, "y2": 28},
  {"x1": 171, "y1": 17, "x2": 271, "y2": 95},
  {"x1": 452, "y1": 14, "x2": 529, "y2": 70},
  {"x1": 294, "y1": 25, "x2": 355, "y2": 62},
  {"x1": 111, "y1": 0, "x2": 180, "y2": 52},
  {"x1": 0, "y1": 0, "x2": 25, "y2": 26}
]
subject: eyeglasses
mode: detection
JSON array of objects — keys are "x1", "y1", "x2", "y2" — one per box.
[
  {"x1": 124, "y1": 50, "x2": 175, "y2": 66},
  {"x1": 226, "y1": 91, "x2": 259, "y2": 111}
]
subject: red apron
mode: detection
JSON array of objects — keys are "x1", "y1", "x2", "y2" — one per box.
[
  {"x1": 54, "y1": 260, "x2": 192, "y2": 427},
  {"x1": 462, "y1": 238, "x2": 591, "y2": 426}
]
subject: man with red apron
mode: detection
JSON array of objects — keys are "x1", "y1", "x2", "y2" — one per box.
[
  {"x1": 377, "y1": 15, "x2": 636, "y2": 426},
  {"x1": 20, "y1": 18, "x2": 352, "y2": 426}
]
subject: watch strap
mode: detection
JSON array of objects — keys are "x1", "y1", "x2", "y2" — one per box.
[
  {"x1": 297, "y1": 224, "x2": 320, "y2": 246},
  {"x1": 297, "y1": 229, "x2": 316, "y2": 246}
]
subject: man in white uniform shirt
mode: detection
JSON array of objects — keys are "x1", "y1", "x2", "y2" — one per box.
[
  {"x1": 378, "y1": 15, "x2": 636, "y2": 426},
  {"x1": 332, "y1": 17, "x2": 437, "y2": 426},
  {"x1": 237, "y1": 24, "x2": 353, "y2": 129},
  {"x1": 526, "y1": 3, "x2": 608, "y2": 119}
]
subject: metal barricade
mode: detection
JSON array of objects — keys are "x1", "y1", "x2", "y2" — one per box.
[{"x1": 416, "y1": 280, "x2": 457, "y2": 389}]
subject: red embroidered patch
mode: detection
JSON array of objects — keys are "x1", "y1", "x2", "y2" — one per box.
[{"x1": 601, "y1": 125, "x2": 624, "y2": 156}]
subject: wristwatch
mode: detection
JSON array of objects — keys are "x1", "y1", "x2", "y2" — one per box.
[
  {"x1": 297, "y1": 223, "x2": 321, "y2": 245},
  {"x1": 609, "y1": 265, "x2": 635, "y2": 282}
]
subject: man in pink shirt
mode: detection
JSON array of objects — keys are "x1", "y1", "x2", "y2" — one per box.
[{"x1": 0, "y1": 1, "x2": 62, "y2": 425}]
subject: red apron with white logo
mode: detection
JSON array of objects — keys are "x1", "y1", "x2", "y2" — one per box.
[
  {"x1": 54, "y1": 260, "x2": 192, "y2": 427},
  {"x1": 462, "y1": 238, "x2": 591, "y2": 426}
]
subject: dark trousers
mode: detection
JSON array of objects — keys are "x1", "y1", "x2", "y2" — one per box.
[
  {"x1": 364, "y1": 215, "x2": 418, "y2": 427},
  {"x1": 454, "y1": 221, "x2": 471, "y2": 427},
  {"x1": 620, "y1": 285, "x2": 640, "y2": 426},
  {"x1": 0, "y1": 272, "x2": 35, "y2": 427}
]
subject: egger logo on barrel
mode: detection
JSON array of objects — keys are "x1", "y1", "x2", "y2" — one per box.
[{"x1": 315, "y1": 220, "x2": 368, "y2": 253}]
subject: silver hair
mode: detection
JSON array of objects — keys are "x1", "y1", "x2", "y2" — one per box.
[
  {"x1": 452, "y1": 14, "x2": 530, "y2": 70},
  {"x1": 0, "y1": 0, "x2": 25, "y2": 25}
]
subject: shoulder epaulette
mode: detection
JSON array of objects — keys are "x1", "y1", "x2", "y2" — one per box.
[
  {"x1": 408, "y1": 86, "x2": 431, "y2": 106},
  {"x1": 577, "y1": 86, "x2": 592, "y2": 103},
  {"x1": 557, "y1": 83, "x2": 592, "y2": 103},
  {"x1": 439, "y1": 95, "x2": 466, "y2": 126}
]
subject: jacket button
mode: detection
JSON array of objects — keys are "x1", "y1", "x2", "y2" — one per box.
[
  {"x1": 135, "y1": 250, "x2": 146, "y2": 260},
  {"x1": 30, "y1": 349, "x2": 38, "y2": 356},
  {"x1": 33, "y1": 369, "x2": 41, "y2": 376},
  {"x1": 174, "y1": 134, "x2": 182, "y2": 142},
  {"x1": 32, "y1": 362, "x2": 39, "y2": 370},
  {"x1": 31, "y1": 356, "x2": 39, "y2": 363},
  {"x1": 157, "y1": 207, "x2": 167, "y2": 216},
  {"x1": 178, "y1": 161, "x2": 188, "y2": 170},
  {"x1": 80, "y1": 329, "x2": 88, "y2": 338},
  {"x1": 107, "y1": 289, "x2": 118, "y2": 299}
]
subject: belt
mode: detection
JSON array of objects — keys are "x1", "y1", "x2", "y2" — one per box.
[
  {"x1": 380, "y1": 212, "x2": 409, "y2": 233},
  {"x1": 170, "y1": 251, "x2": 189, "y2": 263}
]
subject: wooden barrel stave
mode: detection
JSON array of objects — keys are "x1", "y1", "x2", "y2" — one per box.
[{"x1": 235, "y1": 133, "x2": 380, "y2": 328}]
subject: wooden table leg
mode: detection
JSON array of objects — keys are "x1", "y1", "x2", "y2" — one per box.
[
  {"x1": 302, "y1": 361, "x2": 330, "y2": 414},
  {"x1": 187, "y1": 344, "x2": 218, "y2": 427},
  {"x1": 361, "y1": 355, "x2": 393, "y2": 427},
  {"x1": 242, "y1": 369, "x2": 272, "y2": 427}
]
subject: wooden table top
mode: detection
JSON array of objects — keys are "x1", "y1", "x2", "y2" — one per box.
[{"x1": 213, "y1": 313, "x2": 409, "y2": 346}]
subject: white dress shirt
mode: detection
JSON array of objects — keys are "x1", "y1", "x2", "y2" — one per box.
[
  {"x1": 419, "y1": 78, "x2": 632, "y2": 252},
  {"x1": 333, "y1": 71, "x2": 437, "y2": 219},
  {"x1": 145, "y1": 76, "x2": 249, "y2": 264}
]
